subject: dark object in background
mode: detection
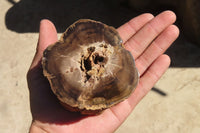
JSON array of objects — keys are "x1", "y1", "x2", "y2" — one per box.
[{"x1": 181, "y1": 0, "x2": 200, "y2": 45}]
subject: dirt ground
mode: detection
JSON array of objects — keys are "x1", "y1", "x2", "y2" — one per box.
[{"x1": 0, "y1": 0, "x2": 200, "y2": 133}]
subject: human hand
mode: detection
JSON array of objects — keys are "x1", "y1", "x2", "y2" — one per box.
[{"x1": 27, "y1": 10, "x2": 179, "y2": 133}]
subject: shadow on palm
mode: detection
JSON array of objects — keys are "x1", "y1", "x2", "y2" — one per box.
[{"x1": 27, "y1": 62, "x2": 90, "y2": 125}]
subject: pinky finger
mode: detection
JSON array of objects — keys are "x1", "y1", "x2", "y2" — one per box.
[{"x1": 128, "y1": 54, "x2": 171, "y2": 108}]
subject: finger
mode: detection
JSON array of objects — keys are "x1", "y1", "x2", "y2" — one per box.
[
  {"x1": 136, "y1": 25, "x2": 179, "y2": 75},
  {"x1": 117, "y1": 13, "x2": 154, "y2": 43},
  {"x1": 30, "y1": 19, "x2": 57, "y2": 69},
  {"x1": 109, "y1": 54, "x2": 170, "y2": 122},
  {"x1": 125, "y1": 10, "x2": 176, "y2": 59},
  {"x1": 128, "y1": 54, "x2": 171, "y2": 108}
]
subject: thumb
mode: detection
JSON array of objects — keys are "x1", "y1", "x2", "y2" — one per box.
[{"x1": 30, "y1": 19, "x2": 58, "y2": 69}]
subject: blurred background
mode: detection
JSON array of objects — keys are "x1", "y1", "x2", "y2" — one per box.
[{"x1": 0, "y1": 0, "x2": 200, "y2": 132}]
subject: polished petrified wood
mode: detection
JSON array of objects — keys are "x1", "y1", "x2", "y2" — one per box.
[{"x1": 42, "y1": 19, "x2": 139, "y2": 115}]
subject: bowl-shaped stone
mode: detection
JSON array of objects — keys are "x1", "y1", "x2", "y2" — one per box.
[{"x1": 42, "y1": 19, "x2": 139, "y2": 115}]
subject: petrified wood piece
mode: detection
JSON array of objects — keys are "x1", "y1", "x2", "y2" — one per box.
[{"x1": 42, "y1": 19, "x2": 139, "y2": 115}]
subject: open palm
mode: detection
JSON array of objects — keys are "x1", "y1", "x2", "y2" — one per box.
[{"x1": 27, "y1": 11, "x2": 179, "y2": 133}]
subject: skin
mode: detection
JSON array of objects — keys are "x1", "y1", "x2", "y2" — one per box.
[{"x1": 27, "y1": 10, "x2": 179, "y2": 133}]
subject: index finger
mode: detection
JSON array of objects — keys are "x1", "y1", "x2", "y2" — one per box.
[{"x1": 117, "y1": 13, "x2": 154, "y2": 43}]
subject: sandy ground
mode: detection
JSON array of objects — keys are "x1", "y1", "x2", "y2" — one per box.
[{"x1": 0, "y1": 0, "x2": 200, "y2": 133}]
